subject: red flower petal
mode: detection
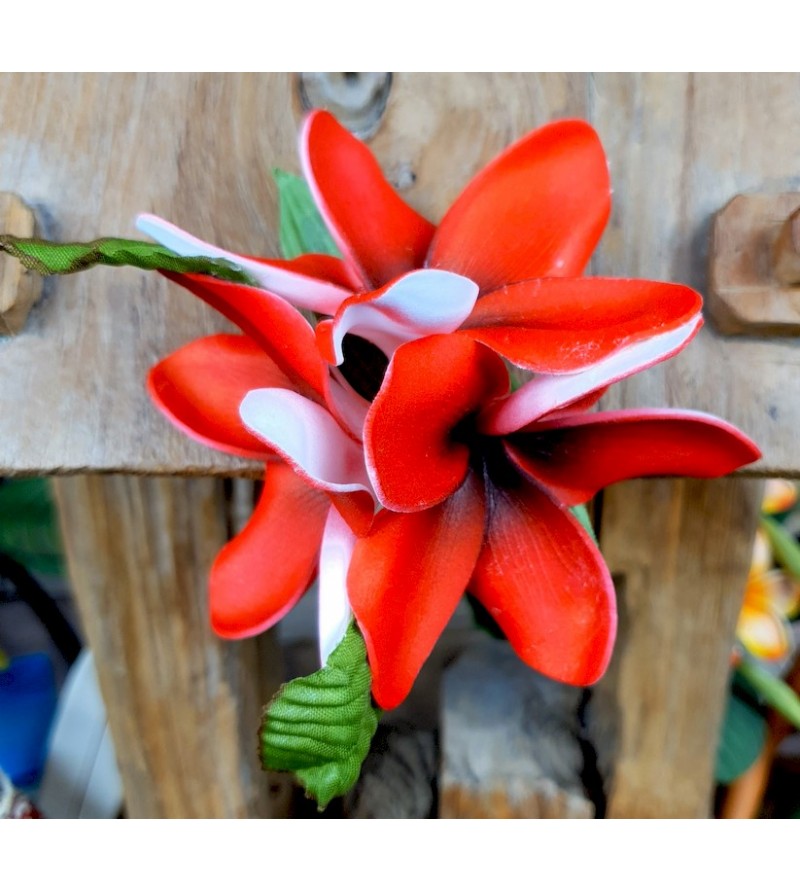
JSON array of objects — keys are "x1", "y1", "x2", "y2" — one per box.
[
  {"x1": 162, "y1": 272, "x2": 327, "y2": 400},
  {"x1": 428, "y1": 120, "x2": 611, "y2": 292},
  {"x1": 210, "y1": 463, "x2": 329, "y2": 638},
  {"x1": 364, "y1": 334, "x2": 509, "y2": 512},
  {"x1": 505, "y1": 409, "x2": 762, "y2": 506},
  {"x1": 300, "y1": 110, "x2": 435, "y2": 289},
  {"x1": 319, "y1": 269, "x2": 479, "y2": 365},
  {"x1": 137, "y1": 214, "x2": 351, "y2": 314},
  {"x1": 470, "y1": 475, "x2": 616, "y2": 686},
  {"x1": 261, "y1": 253, "x2": 363, "y2": 293},
  {"x1": 464, "y1": 278, "x2": 702, "y2": 373},
  {"x1": 148, "y1": 334, "x2": 291, "y2": 460},
  {"x1": 480, "y1": 316, "x2": 703, "y2": 435},
  {"x1": 348, "y1": 472, "x2": 486, "y2": 710}
]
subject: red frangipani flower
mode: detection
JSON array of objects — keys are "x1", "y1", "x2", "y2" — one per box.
[{"x1": 140, "y1": 111, "x2": 760, "y2": 711}]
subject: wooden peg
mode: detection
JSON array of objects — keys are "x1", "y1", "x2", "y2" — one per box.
[
  {"x1": 708, "y1": 193, "x2": 800, "y2": 336},
  {"x1": 773, "y1": 206, "x2": 800, "y2": 286},
  {"x1": 0, "y1": 193, "x2": 41, "y2": 335}
]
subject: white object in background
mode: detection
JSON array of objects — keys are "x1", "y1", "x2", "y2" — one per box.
[{"x1": 37, "y1": 650, "x2": 123, "y2": 819}]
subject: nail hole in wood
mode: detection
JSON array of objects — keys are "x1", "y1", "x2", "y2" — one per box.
[{"x1": 297, "y1": 73, "x2": 392, "y2": 140}]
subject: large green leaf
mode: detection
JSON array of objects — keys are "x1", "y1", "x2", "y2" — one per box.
[
  {"x1": 273, "y1": 169, "x2": 340, "y2": 259},
  {"x1": 715, "y1": 686, "x2": 768, "y2": 784},
  {"x1": 260, "y1": 624, "x2": 379, "y2": 809},
  {"x1": 0, "y1": 235, "x2": 254, "y2": 285},
  {"x1": 0, "y1": 479, "x2": 64, "y2": 577},
  {"x1": 761, "y1": 514, "x2": 800, "y2": 581}
]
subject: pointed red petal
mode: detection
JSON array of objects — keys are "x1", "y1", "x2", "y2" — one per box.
[
  {"x1": 470, "y1": 476, "x2": 616, "y2": 686},
  {"x1": 300, "y1": 110, "x2": 435, "y2": 288},
  {"x1": 148, "y1": 334, "x2": 291, "y2": 460},
  {"x1": 349, "y1": 473, "x2": 486, "y2": 709},
  {"x1": 506, "y1": 409, "x2": 762, "y2": 506},
  {"x1": 364, "y1": 334, "x2": 509, "y2": 511},
  {"x1": 210, "y1": 463, "x2": 329, "y2": 638},
  {"x1": 259, "y1": 253, "x2": 363, "y2": 293},
  {"x1": 428, "y1": 120, "x2": 611, "y2": 292},
  {"x1": 162, "y1": 272, "x2": 327, "y2": 400},
  {"x1": 464, "y1": 278, "x2": 702, "y2": 372},
  {"x1": 480, "y1": 316, "x2": 703, "y2": 435}
]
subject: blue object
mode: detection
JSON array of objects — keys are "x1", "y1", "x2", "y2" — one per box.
[{"x1": 0, "y1": 653, "x2": 57, "y2": 788}]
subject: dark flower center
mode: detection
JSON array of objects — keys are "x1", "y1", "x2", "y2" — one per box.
[{"x1": 339, "y1": 334, "x2": 389, "y2": 402}]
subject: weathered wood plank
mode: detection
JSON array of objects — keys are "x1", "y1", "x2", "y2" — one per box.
[
  {"x1": 0, "y1": 72, "x2": 586, "y2": 478},
  {"x1": 0, "y1": 192, "x2": 40, "y2": 334},
  {"x1": 52, "y1": 475, "x2": 283, "y2": 818},
  {"x1": 592, "y1": 73, "x2": 800, "y2": 477},
  {"x1": 589, "y1": 477, "x2": 764, "y2": 817}
]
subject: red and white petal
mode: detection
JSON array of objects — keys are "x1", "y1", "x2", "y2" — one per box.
[
  {"x1": 161, "y1": 272, "x2": 327, "y2": 400},
  {"x1": 505, "y1": 410, "x2": 762, "y2": 506},
  {"x1": 323, "y1": 368, "x2": 371, "y2": 440},
  {"x1": 320, "y1": 269, "x2": 479, "y2": 365},
  {"x1": 318, "y1": 506, "x2": 356, "y2": 665},
  {"x1": 480, "y1": 316, "x2": 703, "y2": 435},
  {"x1": 148, "y1": 334, "x2": 291, "y2": 460},
  {"x1": 137, "y1": 213, "x2": 350, "y2": 314},
  {"x1": 365, "y1": 334, "x2": 509, "y2": 512},
  {"x1": 463, "y1": 278, "x2": 702, "y2": 373},
  {"x1": 209, "y1": 463, "x2": 329, "y2": 638},
  {"x1": 239, "y1": 388, "x2": 373, "y2": 498},
  {"x1": 300, "y1": 110, "x2": 435, "y2": 289},
  {"x1": 348, "y1": 473, "x2": 486, "y2": 710},
  {"x1": 469, "y1": 476, "x2": 616, "y2": 686},
  {"x1": 428, "y1": 119, "x2": 611, "y2": 292}
]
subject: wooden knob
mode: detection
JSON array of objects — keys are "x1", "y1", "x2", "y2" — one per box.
[
  {"x1": 0, "y1": 193, "x2": 41, "y2": 335},
  {"x1": 297, "y1": 73, "x2": 392, "y2": 139}
]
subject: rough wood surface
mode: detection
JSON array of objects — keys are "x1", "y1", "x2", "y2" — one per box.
[
  {"x1": 0, "y1": 192, "x2": 40, "y2": 334},
  {"x1": 0, "y1": 72, "x2": 585, "y2": 478},
  {"x1": 708, "y1": 193, "x2": 800, "y2": 335},
  {"x1": 440, "y1": 640, "x2": 594, "y2": 819},
  {"x1": 588, "y1": 477, "x2": 764, "y2": 818},
  {"x1": 52, "y1": 475, "x2": 283, "y2": 818}
]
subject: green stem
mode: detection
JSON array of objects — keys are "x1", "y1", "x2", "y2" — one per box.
[{"x1": 736, "y1": 658, "x2": 800, "y2": 729}]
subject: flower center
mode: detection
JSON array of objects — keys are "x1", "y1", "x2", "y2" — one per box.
[{"x1": 339, "y1": 333, "x2": 389, "y2": 402}]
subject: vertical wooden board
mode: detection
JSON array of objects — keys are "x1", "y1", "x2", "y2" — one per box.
[
  {"x1": 53, "y1": 475, "x2": 283, "y2": 818},
  {"x1": 585, "y1": 73, "x2": 800, "y2": 816},
  {"x1": 590, "y1": 73, "x2": 800, "y2": 475},
  {"x1": 590, "y1": 477, "x2": 763, "y2": 817}
]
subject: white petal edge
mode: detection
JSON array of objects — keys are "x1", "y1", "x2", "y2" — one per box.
[
  {"x1": 136, "y1": 213, "x2": 350, "y2": 314},
  {"x1": 329, "y1": 269, "x2": 480, "y2": 365},
  {"x1": 481, "y1": 315, "x2": 703, "y2": 435},
  {"x1": 325, "y1": 368, "x2": 370, "y2": 440},
  {"x1": 239, "y1": 389, "x2": 373, "y2": 496},
  {"x1": 318, "y1": 505, "x2": 356, "y2": 665}
]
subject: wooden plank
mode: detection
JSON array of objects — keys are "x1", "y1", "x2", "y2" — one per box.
[
  {"x1": 589, "y1": 477, "x2": 763, "y2": 817},
  {"x1": 0, "y1": 192, "x2": 40, "y2": 334},
  {"x1": 591, "y1": 72, "x2": 800, "y2": 477},
  {"x1": 586, "y1": 74, "x2": 791, "y2": 817},
  {"x1": 0, "y1": 72, "x2": 586, "y2": 478},
  {"x1": 52, "y1": 475, "x2": 283, "y2": 818}
]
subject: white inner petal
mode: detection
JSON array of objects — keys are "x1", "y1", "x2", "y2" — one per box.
[
  {"x1": 318, "y1": 506, "x2": 356, "y2": 665},
  {"x1": 331, "y1": 268, "x2": 480, "y2": 364}
]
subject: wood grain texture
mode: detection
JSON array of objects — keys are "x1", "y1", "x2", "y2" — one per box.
[
  {"x1": 52, "y1": 475, "x2": 282, "y2": 818},
  {"x1": 591, "y1": 73, "x2": 800, "y2": 476},
  {"x1": 0, "y1": 72, "x2": 585, "y2": 477},
  {"x1": 589, "y1": 477, "x2": 764, "y2": 817}
]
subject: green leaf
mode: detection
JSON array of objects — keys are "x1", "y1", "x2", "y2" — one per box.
[
  {"x1": 273, "y1": 169, "x2": 340, "y2": 259},
  {"x1": 761, "y1": 515, "x2": 800, "y2": 581},
  {"x1": 0, "y1": 235, "x2": 255, "y2": 285},
  {"x1": 736, "y1": 657, "x2": 800, "y2": 730},
  {"x1": 259, "y1": 624, "x2": 379, "y2": 809},
  {"x1": 715, "y1": 685, "x2": 767, "y2": 784},
  {"x1": 570, "y1": 503, "x2": 597, "y2": 544},
  {"x1": 0, "y1": 479, "x2": 64, "y2": 577}
]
